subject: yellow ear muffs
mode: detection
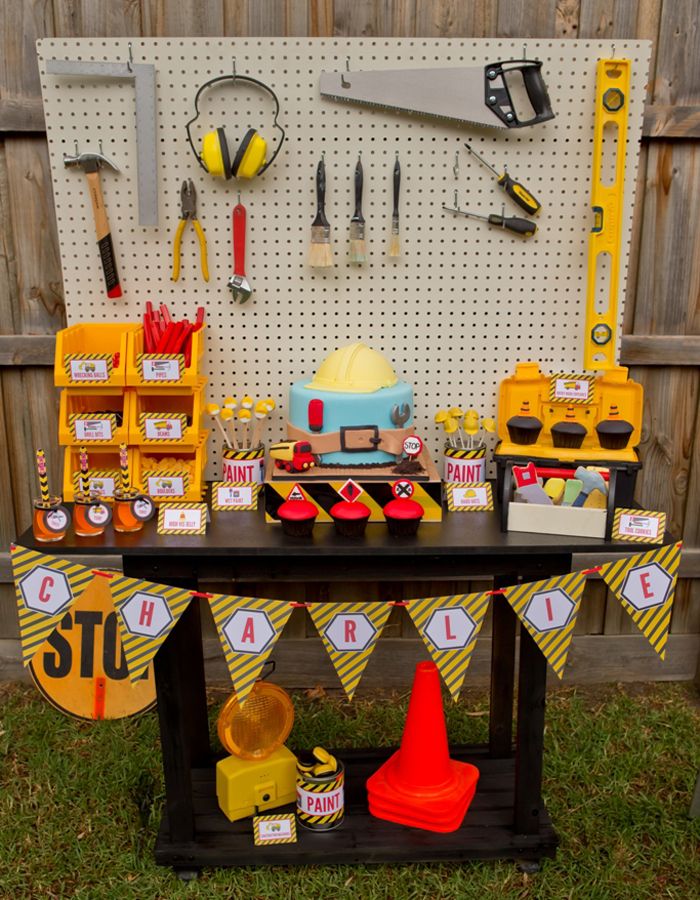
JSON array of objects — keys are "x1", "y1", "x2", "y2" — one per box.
[
  {"x1": 232, "y1": 128, "x2": 268, "y2": 179},
  {"x1": 201, "y1": 127, "x2": 232, "y2": 179}
]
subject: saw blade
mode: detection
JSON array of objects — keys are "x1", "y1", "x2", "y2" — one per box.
[{"x1": 320, "y1": 66, "x2": 504, "y2": 130}]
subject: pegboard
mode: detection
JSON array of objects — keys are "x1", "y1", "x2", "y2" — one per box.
[{"x1": 37, "y1": 38, "x2": 651, "y2": 478}]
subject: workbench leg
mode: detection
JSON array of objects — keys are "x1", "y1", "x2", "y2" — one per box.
[
  {"x1": 514, "y1": 625, "x2": 547, "y2": 835},
  {"x1": 489, "y1": 585, "x2": 517, "y2": 758}
]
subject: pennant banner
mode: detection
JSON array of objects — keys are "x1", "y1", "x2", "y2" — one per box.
[
  {"x1": 600, "y1": 542, "x2": 681, "y2": 659},
  {"x1": 308, "y1": 602, "x2": 392, "y2": 700},
  {"x1": 505, "y1": 571, "x2": 587, "y2": 679},
  {"x1": 11, "y1": 545, "x2": 94, "y2": 666},
  {"x1": 110, "y1": 575, "x2": 193, "y2": 682},
  {"x1": 407, "y1": 592, "x2": 490, "y2": 700},
  {"x1": 209, "y1": 594, "x2": 293, "y2": 705}
]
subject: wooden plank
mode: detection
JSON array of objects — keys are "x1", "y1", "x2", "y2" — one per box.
[
  {"x1": 5, "y1": 137, "x2": 64, "y2": 335},
  {"x1": 414, "y1": 0, "x2": 497, "y2": 36},
  {"x1": 496, "y1": 0, "x2": 557, "y2": 37},
  {"x1": 0, "y1": 583, "x2": 18, "y2": 640},
  {"x1": 670, "y1": 579, "x2": 700, "y2": 634},
  {"x1": 554, "y1": 0, "x2": 580, "y2": 38},
  {"x1": 0, "y1": 0, "x2": 54, "y2": 102},
  {"x1": 0, "y1": 98, "x2": 45, "y2": 133},
  {"x1": 53, "y1": 0, "x2": 143, "y2": 37},
  {"x1": 643, "y1": 105, "x2": 700, "y2": 139},
  {"x1": 333, "y1": 0, "x2": 416, "y2": 37},
  {"x1": 0, "y1": 378, "x2": 18, "y2": 548},
  {"x1": 144, "y1": 0, "x2": 225, "y2": 35},
  {"x1": 620, "y1": 335, "x2": 700, "y2": 365},
  {"x1": 0, "y1": 335, "x2": 55, "y2": 365},
  {"x1": 574, "y1": 579, "x2": 606, "y2": 634},
  {"x1": 651, "y1": 0, "x2": 700, "y2": 106}
]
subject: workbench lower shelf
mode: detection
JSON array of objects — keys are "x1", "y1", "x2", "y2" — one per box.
[{"x1": 154, "y1": 745, "x2": 559, "y2": 869}]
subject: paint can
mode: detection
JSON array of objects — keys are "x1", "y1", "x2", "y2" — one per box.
[
  {"x1": 443, "y1": 444, "x2": 486, "y2": 484},
  {"x1": 296, "y1": 760, "x2": 345, "y2": 831},
  {"x1": 221, "y1": 444, "x2": 265, "y2": 484}
]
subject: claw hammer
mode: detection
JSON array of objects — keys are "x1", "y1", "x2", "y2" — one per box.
[{"x1": 64, "y1": 150, "x2": 122, "y2": 299}]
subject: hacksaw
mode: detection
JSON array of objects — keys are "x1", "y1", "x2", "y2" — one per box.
[
  {"x1": 319, "y1": 60, "x2": 555, "y2": 129},
  {"x1": 584, "y1": 58, "x2": 631, "y2": 370}
]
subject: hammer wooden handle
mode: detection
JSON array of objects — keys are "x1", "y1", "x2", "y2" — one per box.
[{"x1": 85, "y1": 170, "x2": 122, "y2": 299}]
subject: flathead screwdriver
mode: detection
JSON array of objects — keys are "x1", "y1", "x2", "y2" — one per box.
[
  {"x1": 442, "y1": 205, "x2": 537, "y2": 237},
  {"x1": 464, "y1": 143, "x2": 541, "y2": 216}
]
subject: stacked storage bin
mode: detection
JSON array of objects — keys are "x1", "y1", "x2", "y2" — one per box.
[{"x1": 55, "y1": 322, "x2": 208, "y2": 502}]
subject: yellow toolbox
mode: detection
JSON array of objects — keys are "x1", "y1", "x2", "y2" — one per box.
[
  {"x1": 58, "y1": 388, "x2": 132, "y2": 446},
  {"x1": 125, "y1": 326, "x2": 205, "y2": 388},
  {"x1": 54, "y1": 323, "x2": 139, "y2": 388}
]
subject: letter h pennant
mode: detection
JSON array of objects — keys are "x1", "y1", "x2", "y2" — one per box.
[
  {"x1": 110, "y1": 574, "x2": 193, "y2": 682},
  {"x1": 599, "y1": 543, "x2": 681, "y2": 659},
  {"x1": 308, "y1": 602, "x2": 392, "y2": 700},
  {"x1": 208, "y1": 594, "x2": 293, "y2": 705}
]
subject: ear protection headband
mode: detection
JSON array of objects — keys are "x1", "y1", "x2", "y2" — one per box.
[{"x1": 185, "y1": 74, "x2": 285, "y2": 179}]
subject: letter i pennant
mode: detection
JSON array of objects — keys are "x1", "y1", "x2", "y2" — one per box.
[
  {"x1": 11, "y1": 545, "x2": 95, "y2": 666},
  {"x1": 407, "y1": 592, "x2": 490, "y2": 700},
  {"x1": 600, "y1": 543, "x2": 681, "y2": 659},
  {"x1": 308, "y1": 602, "x2": 392, "y2": 700},
  {"x1": 110, "y1": 574, "x2": 193, "y2": 682},
  {"x1": 209, "y1": 595, "x2": 293, "y2": 705},
  {"x1": 505, "y1": 572, "x2": 587, "y2": 679}
]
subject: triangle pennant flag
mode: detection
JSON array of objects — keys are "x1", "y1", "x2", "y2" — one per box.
[
  {"x1": 505, "y1": 571, "x2": 587, "y2": 679},
  {"x1": 407, "y1": 592, "x2": 490, "y2": 700},
  {"x1": 308, "y1": 602, "x2": 392, "y2": 700},
  {"x1": 110, "y1": 574, "x2": 193, "y2": 682},
  {"x1": 209, "y1": 594, "x2": 293, "y2": 705},
  {"x1": 599, "y1": 543, "x2": 681, "y2": 660},
  {"x1": 11, "y1": 545, "x2": 95, "y2": 666}
]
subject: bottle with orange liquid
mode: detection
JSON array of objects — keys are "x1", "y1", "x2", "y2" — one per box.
[{"x1": 73, "y1": 492, "x2": 112, "y2": 537}]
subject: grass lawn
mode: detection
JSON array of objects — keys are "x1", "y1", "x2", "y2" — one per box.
[{"x1": 0, "y1": 681, "x2": 698, "y2": 899}]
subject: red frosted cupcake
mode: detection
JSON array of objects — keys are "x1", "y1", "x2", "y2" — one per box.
[
  {"x1": 277, "y1": 498, "x2": 318, "y2": 537},
  {"x1": 383, "y1": 498, "x2": 424, "y2": 536},
  {"x1": 330, "y1": 500, "x2": 371, "y2": 537}
]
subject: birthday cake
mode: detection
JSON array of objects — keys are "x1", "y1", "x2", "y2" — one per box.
[{"x1": 287, "y1": 343, "x2": 414, "y2": 467}]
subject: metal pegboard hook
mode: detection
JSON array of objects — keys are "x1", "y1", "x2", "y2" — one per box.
[
  {"x1": 341, "y1": 57, "x2": 351, "y2": 89},
  {"x1": 232, "y1": 57, "x2": 237, "y2": 82},
  {"x1": 454, "y1": 190, "x2": 459, "y2": 211},
  {"x1": 453, "y1": 150, "x2": 459, "y2": 179},
  {"x1": 126, "y1": 41, "x2": 133, "y2": 72}
]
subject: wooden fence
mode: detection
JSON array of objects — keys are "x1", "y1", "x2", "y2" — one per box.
[{"x1": 0, "y1": 0, "x2": 698, "y2": 687}]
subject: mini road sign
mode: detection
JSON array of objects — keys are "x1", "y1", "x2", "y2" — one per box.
[
  {"x1": 402, "y1": 435, "x2": 423, "y2": 458},
  {"x1": 288, "y1": 483, "x2": 306, "y2": 502},
  {"x1": 337, "y1": 479, "x2": 364, "y2": 503},
  {"x1": 393, "y1": 480, "x2": 414, "y2": 499}
]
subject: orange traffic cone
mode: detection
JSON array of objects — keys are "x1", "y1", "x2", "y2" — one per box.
[{"x1": 366, "y1": 661, "x2": 479, "y2": 832}]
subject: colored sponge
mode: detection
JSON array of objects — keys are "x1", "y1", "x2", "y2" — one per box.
[
  {"x1": 543, "y1": 478, "x2": 566, "y2": 505},
  {"x1": 562, "y1": 479, "x2": 583, "y2": 506}
]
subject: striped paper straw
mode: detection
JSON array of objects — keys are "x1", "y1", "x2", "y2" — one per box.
[
  {"x1": 119, "y1": 443, "x2": 130, "y2": 491},
  {"x1": 79, "y1": 445, "x2": 89, "y2": 495},
  {"x1": 35, "y1": 449, "x2": 50, "y2": 505}
]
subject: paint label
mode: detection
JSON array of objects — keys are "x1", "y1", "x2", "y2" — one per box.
[
  {"x1": 297, "y1": 784, "x2": 344, "y2": 817},
  {"x1": 444, "y1": 456, "x2": 486, "y2": 484},
  {"x1": 212, "y1": 482, "x2": 259, "y2": 511}
]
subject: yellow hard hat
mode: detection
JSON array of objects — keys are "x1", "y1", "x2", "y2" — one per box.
[{"x1": 306, "y1": 343, "x2": 398, "y2": 394}]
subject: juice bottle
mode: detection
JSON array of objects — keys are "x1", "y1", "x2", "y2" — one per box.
[
  {"x1": 33, "y1": 498, "x2": 71, "y2": 542},
  {"x1": 113, "y1": 489, "x2": 155, "y2": 533},
  {"x1": 73, "y1": 492, "x2": 112, "y2": 537}
]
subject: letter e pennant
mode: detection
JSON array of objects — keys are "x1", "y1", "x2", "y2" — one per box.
[
  {"x1": 505, "y1": 572, "x2": 587, "y2": 679},
  {"x1": 407, "y1": 592, "x2": 489, "y2": 700},
  {"x1": 209, "y1": 595, "x2": 293, "y2": 705},
  {"x1": 111, "y1": 574, "x2": 193, "y2": 682},
  {"x1": 600, "y1": 543, "x2": 681, "y2": 659},
  {"x1": 11, "y1": 545, "x2": 94, "y2": 666},
  {"x1": 308, "y1": 602, "x2": 392, "y2": 700}
]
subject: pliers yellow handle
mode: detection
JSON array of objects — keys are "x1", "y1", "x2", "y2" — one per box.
[{"x1": 172, "y1": 179, "x2": 210, "y2": 282}]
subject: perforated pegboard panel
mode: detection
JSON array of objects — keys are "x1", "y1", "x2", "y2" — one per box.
[{"x1": 38, "y1": 38, "x2": 651, "y2": 478}]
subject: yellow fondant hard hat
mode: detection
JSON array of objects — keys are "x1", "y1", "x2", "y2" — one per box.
[{"x1": 306, "y1": 343, "x2": 398, "y2": 393}]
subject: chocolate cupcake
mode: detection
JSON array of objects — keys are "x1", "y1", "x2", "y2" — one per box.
[
  {"x1": 596, "y1": 419, "x2": 634, "y2": 450},
  {"x1": 552, "y1": 409, "x2": 587, "y2": 449},
  {"x1": 277, "y1": 498, "x2": 318, "y2": 537},
  {"x1": 330, "y1": 500, "x2": 371, "y2": 537},
  {"x1": 383, "y1": 498, "x2": 424, "y2": 536}
]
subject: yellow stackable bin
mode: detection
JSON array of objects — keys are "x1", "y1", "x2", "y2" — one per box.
[
  {"x1": 54, "y1": 323, "x2": 139, "y2": 388},
  {"x1": 126, "y1": 326, "x2": 205, "y2": 388},
  {"x1": 63, "y1": 445, "x2": 136, "y2": 501},
  {"x1": 135, "y1": 432, "x2": 208, "y2": 502},
  {"x1": 129, "y1": 378, "x2": 206, "y2": 446},
  {"x1": 58, "y1": 388, "x2": 132, "y2": 446}
]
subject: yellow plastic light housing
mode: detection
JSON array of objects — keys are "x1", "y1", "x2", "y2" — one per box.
[{"x1": 217, "y1": 681, "x2": 295, "y2": 760}]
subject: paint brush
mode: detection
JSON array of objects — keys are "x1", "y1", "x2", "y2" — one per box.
[
  {"x1": 388, "y1": 153, "x2": 401, "y2": 257},
  {"x1": 309, "y1": 154, "x2": 334, "y2": 268},
  {"x1": 349, "y1": 154, "x2": 366, "y2": 263}
]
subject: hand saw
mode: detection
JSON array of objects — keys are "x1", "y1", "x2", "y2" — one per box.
[{"x1": 319, "y1": 60, "x2": 555, "y2": 129}]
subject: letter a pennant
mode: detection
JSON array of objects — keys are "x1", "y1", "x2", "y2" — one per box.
[
  {"x1": 505, "y1": 571, "x2": 587, "y2": 679},
  {"x1": 110, "y1": 574, "x2": 193, "y2": 682},
  {"x1": 308, "y1": 602, "x2": 392, "y2": 700},
  {"x1": 407, "y1": 593, "x2": 490, "y2": 700},
  {"x1": 600, "y1": 543, "x2": 681, "y2": 659},
  {"x1": 209, "y1": 595, "x2": 293, "y2": 705},
  {"x1": 11, "y1": 545, "x2": 95, "y2": 666}
]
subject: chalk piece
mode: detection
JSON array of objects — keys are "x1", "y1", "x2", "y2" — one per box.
[
  {"x1": 583, "y1": 488, "x2": 607, "y2": 509},
  {"x1": 574, "y1": 466, "x2": 607, "y2": 497},
  {"x1": 513, "y1": 461, "x2": 539, "y2": 489},
  {"x1": 543, "y1": 478, "x2": 565, "y2": 505},
  {"x1": 563, "y1": 479, "x2": 583, "y2": 506},
  {"x1": 517, "y1": 483, "x2": 553, "y2": 505}
]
